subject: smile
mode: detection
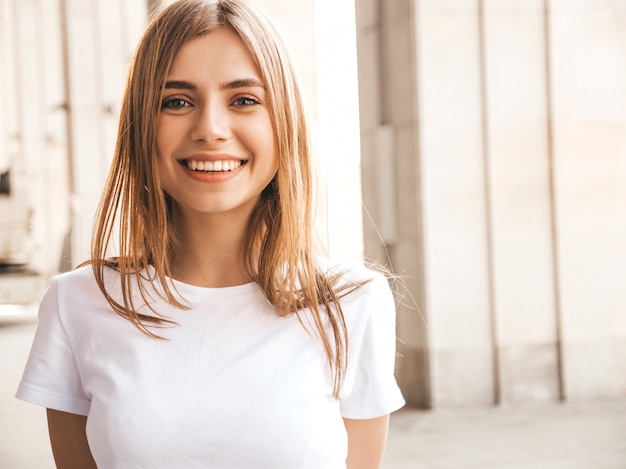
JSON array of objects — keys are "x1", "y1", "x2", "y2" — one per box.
[{"x1": 183, "y1": 159, "x2": 244, "y2": 172}]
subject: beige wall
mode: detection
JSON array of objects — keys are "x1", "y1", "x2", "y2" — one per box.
[
  {"x1": 356, "y1": 0, "x2": 626, "y2": 407},
  {"x1": 63, "y1": 0, "x2": 148, "y2": 267},
  {"x1": 550, "y1": 0, "x2": 626, "y2": 400},
  {"x1": 356, "y1": 0, "x2": 432, "y2": 407},
  {"x1": 1, "y1": 0, "x2": 73, "y2": 274},
  {"x1": 482, "y1": 0, "x2": 560, "y2": 404},
  {"x1": 0, "y1": 0, "x2": 148, "y2": 273}
]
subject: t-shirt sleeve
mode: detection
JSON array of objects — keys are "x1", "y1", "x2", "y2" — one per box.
[
  {"x1": 15, "y1": 276, "x2": 91, "y2": 416},
  {"x1": 339, "y1": 273, "x2": 405, "y2": 419}
]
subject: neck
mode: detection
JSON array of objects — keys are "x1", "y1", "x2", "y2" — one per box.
[{"x1": 168, "y1": 209, "x2": 253, "y2": 288}]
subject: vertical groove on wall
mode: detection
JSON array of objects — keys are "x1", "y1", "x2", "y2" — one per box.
[
  {"x1": 59, "y1": 0, "x2": 75, "y2": 268},
  {"x1": 35, "y1": 3, "x2": 46, "y2": 141},
  {"x1": 378, "y1": 0, "x2": 390, "y2": 125},
  {"x1": 91, "y1": 0, "x2": 107, "y2": 177},
  {"x1": 410, "y1": 0, "x2": 432, "y2": 409},
  {"x1": 10, "y1": 0, "x2": 23, "y2": 160},
  {"x1": 35, "y1": 0, "x2": 50, "y2": 271},
  {"x1": 477, "y1": 0, "x2": 501, "y2": 405},
  {"x1": 542, "y1": 0, "x2": 566, "y2": 401},
  {"x1": 0, "y1": 2, "x2": 6, "y2": 155}
]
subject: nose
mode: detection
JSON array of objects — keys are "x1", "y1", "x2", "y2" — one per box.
[{"x1": 190, "y1": 102, "x2": 231, "y2": 142}]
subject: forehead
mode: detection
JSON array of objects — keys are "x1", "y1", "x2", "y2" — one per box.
[{"x1": 167, "y1": 27, "x2": 262, "y2": 81}]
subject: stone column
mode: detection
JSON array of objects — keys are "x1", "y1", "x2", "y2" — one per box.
[
  {"x1": 550, "y1": 0, "x2": 626, "y2": 400},
  {"x1": 61, "y1": 0, "x2": 148, "y2": 266},
  {"x1": 356, "y1": 0, "x2": 432, "y2": 407},
  {"x1": 481, "y1": 0, "x2": 560, "y2": 403}
]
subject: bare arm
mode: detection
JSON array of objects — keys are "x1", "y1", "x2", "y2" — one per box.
[
  {"x1": 47, "y1": 408, "x2": 97, "y2": 469},
  {"x1": 343, "y1": 414, "x2": 390, "y2": 469}
]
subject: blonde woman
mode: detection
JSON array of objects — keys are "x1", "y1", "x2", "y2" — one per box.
[{"x1": 17, "y1": 0, "x2": 404, "y2": 467}]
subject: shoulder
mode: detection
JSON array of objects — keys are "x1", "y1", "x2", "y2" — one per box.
[
  {"x1": 319, "y1": 257, "x2": 383, "y2": 282},
  {"x1": 43, "y1": 265, "x2": 129, "y2": 318},
  {"x1": 51, "y1": 264, "x2": 119, "y2": 293},
  {"x1": 319, "y1": 257, "x2": 394, "y2": 308}
]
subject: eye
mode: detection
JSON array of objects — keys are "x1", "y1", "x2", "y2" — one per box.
[
  {"x1": 232, "y1": 96, "x2": 261, "y2": 107},
  {"x1": 161, "y1": 97, "x2": 192, "y2": 110}
]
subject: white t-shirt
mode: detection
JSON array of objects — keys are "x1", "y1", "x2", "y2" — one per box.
[{"x1": 16, "y1": 263, "x2": 404, "y2": 468}]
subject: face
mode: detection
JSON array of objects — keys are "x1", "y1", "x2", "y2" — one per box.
[{"x1": 156, "y1": 27, "x2": 278, "y2": 221}]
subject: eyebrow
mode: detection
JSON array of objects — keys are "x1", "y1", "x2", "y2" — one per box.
[
  {"x1": 164, "y1": 80, "x2": 197, "y2": 90},
  {"x1": 222, "y1": 78, "x2": 265, "y2": 90},
  {"x1": 164, "y1": 78, "x2": 265, "y2": 90}
]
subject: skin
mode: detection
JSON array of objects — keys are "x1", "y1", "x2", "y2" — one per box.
[
  {"x1": 47, "y1": 409, "x2": 96, "y2": 469},
  {"x1": 47, "y1": 26, "x2": 391, "y2": 469},
  {"x1": 344, "y1": 415, "x2": 391, "y2": 468}
]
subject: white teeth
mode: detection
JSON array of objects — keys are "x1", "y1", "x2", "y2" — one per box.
[{"x1": 185, "y1": 160, "x2": 243, "y2": 172}]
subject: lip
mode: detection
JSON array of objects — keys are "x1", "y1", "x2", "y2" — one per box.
[
  {"x1": 178, "y1": 153, "x2": 247, "y2": 163},
  {"x1": 177, "y1": 153, "x2": 247, "y2": 183}
]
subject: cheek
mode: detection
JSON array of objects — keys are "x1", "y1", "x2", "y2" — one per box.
[
  {"x1": 156, "y1": 113, "x2": 187, "y2": 148},
  {"x1": 155, "y1": 122, "x2": 176, "y2": 185}
]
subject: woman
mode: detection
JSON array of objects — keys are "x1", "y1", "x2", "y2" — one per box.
[{"x1": 17, "y1": 0, "x2": 404, "y2": 467}]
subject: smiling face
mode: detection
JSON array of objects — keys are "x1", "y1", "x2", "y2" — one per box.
[{"x1": 156, "y1": 26, "x2": 278, "y2": 222}]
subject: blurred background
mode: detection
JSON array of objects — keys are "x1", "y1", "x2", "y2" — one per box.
[{"x1": 1, "y1": 0, "x2": 626, "y2": 467}]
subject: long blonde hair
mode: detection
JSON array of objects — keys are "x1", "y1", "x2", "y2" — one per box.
[{"x1": 90, "y1": 0, "x2": 360, "y2": 397}]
